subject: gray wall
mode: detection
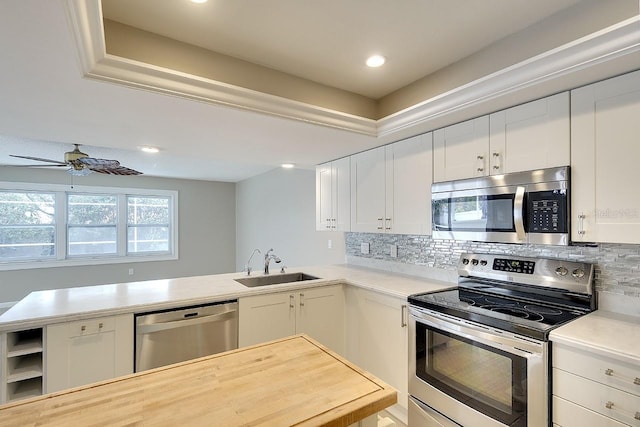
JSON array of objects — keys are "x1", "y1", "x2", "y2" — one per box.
[
  {"x1": 0, "y1": 167, "x2": 236, "y2": 303},
  {"x1": 346, "y1": 233, "x2": 640, "y2": 298},
  {"x1": 235, "y1": 167, "x2": 345, "y2": 273}
]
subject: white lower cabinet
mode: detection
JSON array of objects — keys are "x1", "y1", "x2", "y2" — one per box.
[
  {"x1": 552, "y1": 342, "x2": 640, "y2": 427},
  {"x1": 45, "y1": 314, "x2": 133, "y2": 393},
  {"x1": 346, "y1": 287, "x2": 408, "y2": 425},
  {"x1": 239, "y1": 285, "x2": 345, "y2": 355}
]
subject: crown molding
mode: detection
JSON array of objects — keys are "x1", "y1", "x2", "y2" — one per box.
[
  {"x1": 63, "y1": 0, "x2": 378, "y2": 136},
  {"x1": 64, "y1": 1, "x2": 639, "y2": 141},
  {"x1": 377, "y1": 16, "x2": 640, "y2": 137}
]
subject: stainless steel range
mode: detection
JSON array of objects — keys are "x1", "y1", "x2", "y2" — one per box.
[{"x1": 408, "y1": 253, "x2": 595, "y2": 427}]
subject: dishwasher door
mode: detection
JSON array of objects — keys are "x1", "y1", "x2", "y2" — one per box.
[{"x1": 135, "y1": 300, "x2": 238, "y2": 372}]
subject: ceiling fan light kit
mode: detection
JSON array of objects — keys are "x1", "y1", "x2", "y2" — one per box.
[{"x1": 7, "y1": 144, "x2": 143, "y2": 176}]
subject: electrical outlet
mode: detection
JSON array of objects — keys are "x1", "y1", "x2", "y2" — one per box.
[
  {"x1": 128, "y1": 268, "x2": 134, "y2": 276},
  {"x1": 360, "y1": 242, "x2": 370, "y2": 254},
  {"x1": 328, "y1": 239, "x2": 332, "y2": 249},
  {"x1": 390, "y1": 244, "x2": 398, "y2": 258}
]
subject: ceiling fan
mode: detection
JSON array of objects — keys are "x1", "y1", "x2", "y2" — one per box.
[{"x1": 8, "y1": 144, "x2": 142, "y2": 176}]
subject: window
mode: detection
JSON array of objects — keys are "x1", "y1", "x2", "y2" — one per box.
[
  {"x1": 127, "y1": 196, "x2": 170, "y2": 254},
  {"x1": 68, "y1": 194, "x2": 118, "y2": 256},
  {"x1": 0, "y1": 182, "x2": 177, "y2": 270},
  {"x1": 0, "y1": 191, "x2": 56, "y2": 260}
]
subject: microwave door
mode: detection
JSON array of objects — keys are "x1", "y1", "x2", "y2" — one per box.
[{"x1": 432, "y1": 186, "x2": 524, "y2": 243}]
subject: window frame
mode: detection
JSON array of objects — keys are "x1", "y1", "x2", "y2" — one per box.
[{"x1": 0, "y1": 181, "x2": 178, "y2": 271}]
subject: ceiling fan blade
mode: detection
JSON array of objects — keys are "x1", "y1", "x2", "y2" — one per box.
[
  {"x1": 9, "y1": 154, "x2": 68, "y2": 165},
  {"x1": 0, "y1": 164, "x2": 68, "y2": 168},
  {"x1": 89, "y1": 166, "x2": 143, "y2": 176},
  {"x1": 77, "y1": 157, "x2": 120, "y2": 168}
]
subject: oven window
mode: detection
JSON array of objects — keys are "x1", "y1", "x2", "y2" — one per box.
[
  {"x1": 415, "y1": 322, "x2": 527, "y2": 426},
  {"x1": 433, "y1": 194, "x2": 515, "y2": 232}
]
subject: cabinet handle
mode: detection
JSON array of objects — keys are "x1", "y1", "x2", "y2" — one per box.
[
  {"x1": 604, "y1": 401, "x2": 640, "y2": 420},
  {"x1": 385, "y1": 218, "x2": 391, "y2": 230},
  {"x1": 81, "y1": 325, "x2": 86, "y2": 332},
  {"x1": 377, "y1": 218, "x2": 383, "y2": 230},
  {"x1": 604, "y1": 368, "x2": 640, "y2": 385},
  {"x1": 578, "y1": 213, "x2": 586, "y2": 235},
  {"x1": 492, "y1": 152, "x2": 501, "y2": 170},
  {"x1": 477, "y1": 155, "x2": 484, "y2": 160},
  {"x1": 401, "y1": 305, "x2": 407, "y2": 327},
  {"x1": 299, "y1": 293, "x2": 305, "y2": 307},
  {"x1": 98, "y1": 322, "x2": 103, "y2": 329},
  {"x1": 289, "y1": 294, "x2": 295, "y2": 309}
]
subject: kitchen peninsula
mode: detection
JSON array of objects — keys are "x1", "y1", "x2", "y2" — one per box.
[{"x1": 0, "y1": 334, "x2": 396, "y2": 426}]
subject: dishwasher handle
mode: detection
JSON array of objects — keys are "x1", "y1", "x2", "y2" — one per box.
[{"x1": 137, "y1": 309, "x2": 237, "y2": 334}]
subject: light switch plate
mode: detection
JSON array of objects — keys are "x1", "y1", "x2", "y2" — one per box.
[
  {"x1": 360, "y1": 242, "x2": 370, "y2": 254},
  {"x1": 390, "y1": 244, "x2": 398, "y2": 258}
]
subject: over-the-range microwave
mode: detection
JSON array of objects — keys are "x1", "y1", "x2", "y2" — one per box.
[{"x1": 431, "y1": 166, "x2": 569, "y2": 245}]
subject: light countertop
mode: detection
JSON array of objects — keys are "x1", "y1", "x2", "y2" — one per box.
[
  {"x1": 0, "y1": 264, "x2": 455, "y2": 331},
  {"x1": 549, "y1": 310, "x2": 640, "y2": 365}
]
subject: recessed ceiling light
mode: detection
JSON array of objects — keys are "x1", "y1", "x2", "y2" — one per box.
[
  {"x1": 190, "y1": 0, "x2": 208, "y2": 3},
  {"x1": 366, "y1": 55, "x2": 386, "y2": 68},
  {"x1": 139, "y1": 146, "x2": 160, "y2": 153},
  {"x1": 281, "y1": 163, "x2": 295, "y2": 169}
]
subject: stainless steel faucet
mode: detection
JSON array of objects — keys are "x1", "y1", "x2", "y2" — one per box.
[
  {"x1": 264, "y1": 248, "x2": 281, "y2": 274},
  {"x1": 246, "y1": 248, "x2": 261, "y2": 275}
]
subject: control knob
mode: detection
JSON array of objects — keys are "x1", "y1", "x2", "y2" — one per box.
[
  {"x1": 471, "y1": 259, "x2": 479, "y2": 266},
  {"x1": 572, "y1": 268, "x2": 585, "y2": 278},
  {"x1": 555, "y1": 266, "x2": 568, "y2": 276},
  {"x1": 480, "y1": 260, "x2": 487, "y2": 266},
  {"x1": 462, "y1": 258, "x2": 469, "y2": 265}
]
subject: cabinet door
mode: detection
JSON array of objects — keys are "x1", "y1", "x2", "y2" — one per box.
[
  {"x1": 238, "y1": 292, "x2": 295, "y2": 348},
  {"x1": 315, "y1": 163, "x2": 333, "y2": 231},
  {"x1": 333, "y1": 157, "x2": 351, "y2": 232},
  {"x1": 490, "y1": 92, "x2": 569, "y2": 174},
  {"x1": 295, "y1": 285, "x2": 345, "y2": 355},
  {"x1": 351, "y1": 147, "x2": 386, "y2": 232},
  {"x1": 571, "y1": 70, "x2": 640, "y2": 243},
  {"x1": 352, "y1": 289, "x2": 408, "y2": 423},
  {"x1": 46, "y1": 314, "x2": 133, "y2": 393},
  {"x1": 385, "y1": 133, "x2": 433, "y2": 235},
  {"x1": 433, "y1": 116, "x2": 490, "y2": 182}
]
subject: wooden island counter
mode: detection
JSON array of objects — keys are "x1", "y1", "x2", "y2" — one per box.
[{"x1": 0, "y1": 334, "x2": 396, "y2": 426}]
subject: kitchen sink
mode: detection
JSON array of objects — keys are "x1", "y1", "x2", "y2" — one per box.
[{"x1": 234, "y1": 272, "x2": 320, "y2": 287}]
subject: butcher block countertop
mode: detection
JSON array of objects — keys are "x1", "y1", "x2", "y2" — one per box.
[{"x1": 0, "y1": 335, "x2": 397, "y2": 427}]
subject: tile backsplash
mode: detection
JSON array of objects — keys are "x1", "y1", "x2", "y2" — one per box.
[{"x1": 346, "y1": 232, "x2": 640, "y2": 297}]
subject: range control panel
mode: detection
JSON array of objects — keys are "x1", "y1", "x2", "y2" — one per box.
[{"x1": 458, "y1": 253, "x2": 594, "y2": 294}]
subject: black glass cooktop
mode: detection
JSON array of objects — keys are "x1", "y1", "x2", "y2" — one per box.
[{"x1": 408, "y1": 286, "x2": 588, "y2": 340}]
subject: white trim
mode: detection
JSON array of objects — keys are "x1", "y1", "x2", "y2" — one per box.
[
  {"x1": 63, "y1": 0, "x2": 640, "y2": 139},
  {"x1": 0, "y1": 181, "x2": 178, "y2": 270}
]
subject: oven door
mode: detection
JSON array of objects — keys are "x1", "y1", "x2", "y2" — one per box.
[
  {"x1": 431, "y1": 185, "x2": 526, "y2": 244},
  {"x1": 409, "y1": 306, "x2": 548, "y2": 427}
]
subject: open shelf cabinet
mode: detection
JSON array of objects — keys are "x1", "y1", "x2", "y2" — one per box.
[{"x1": 2, "y1": 328, "x2": 44, "y2": 403}]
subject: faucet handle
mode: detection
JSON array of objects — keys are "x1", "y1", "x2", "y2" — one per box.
[{"x1": 280, "y1": 265, "x2": 287, "y2": 273}]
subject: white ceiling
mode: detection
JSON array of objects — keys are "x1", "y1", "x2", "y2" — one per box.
[
  {"x1": 100, "y1": 0, "x2": 583, "y2": 99},
  {"x1": 0, "y1": 0, "x2": 626, "y2": 182}
]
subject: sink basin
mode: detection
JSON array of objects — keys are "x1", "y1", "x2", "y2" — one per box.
[{"x1": 235, "y1": 272, "x2": 320, "y2": 288}]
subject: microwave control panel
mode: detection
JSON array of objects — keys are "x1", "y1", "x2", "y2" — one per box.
[{"x1": 528, "y1": 190, "x2": 567, "y2": 233}]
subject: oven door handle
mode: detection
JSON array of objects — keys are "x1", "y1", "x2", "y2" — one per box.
[
  {"x1": 514, "y1": 186, "x2": 526, "y2": 241},
  {"x1": 410, "y1": 308, "x2": 543, "y2": 357}
]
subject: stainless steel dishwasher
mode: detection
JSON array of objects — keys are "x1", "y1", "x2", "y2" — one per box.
[{"x1": 135, "y1": 300, "x2": 238, "y2": 372}]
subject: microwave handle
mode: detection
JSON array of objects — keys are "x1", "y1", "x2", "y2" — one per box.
[{"x1": 514, "y1": 186, "x2": 526, "y2": 241}]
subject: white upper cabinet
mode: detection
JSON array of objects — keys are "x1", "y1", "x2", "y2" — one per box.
[
  {"x1": 571, "y1": 70, "x2": 640, "y2": 244},
  {"x1": 434, "y1": 93, "x2": 570, "y2": 182},
  {"x1": 385, "y1": 133, "x2": 433, "y2": 235},
  {"x1": 489, "y1": 92, "x2": 570, "y2": 174},
  {"x1": 315, "y1": 157, "x2": 350, "y2": 231},
  {"x1": 433, "y1": 116, "x2": 489, "y2": 182},
  {"x1": 350, "y1": 133, "x2": 433, "y2": 234}
]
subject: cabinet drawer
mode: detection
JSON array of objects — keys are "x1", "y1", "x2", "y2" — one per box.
[
  {"x1": 67, "y1": 317, "x2": 116, "y2": 337},
  {"x1": 553, "y1": 396, "x2": 628, "y2": 427},
  {"x1": 553, "y1": 368, "x2": 640, "y2": 426},
  {"x1": 554, "y1": 343, "x2": 640, "y2": 397}
]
